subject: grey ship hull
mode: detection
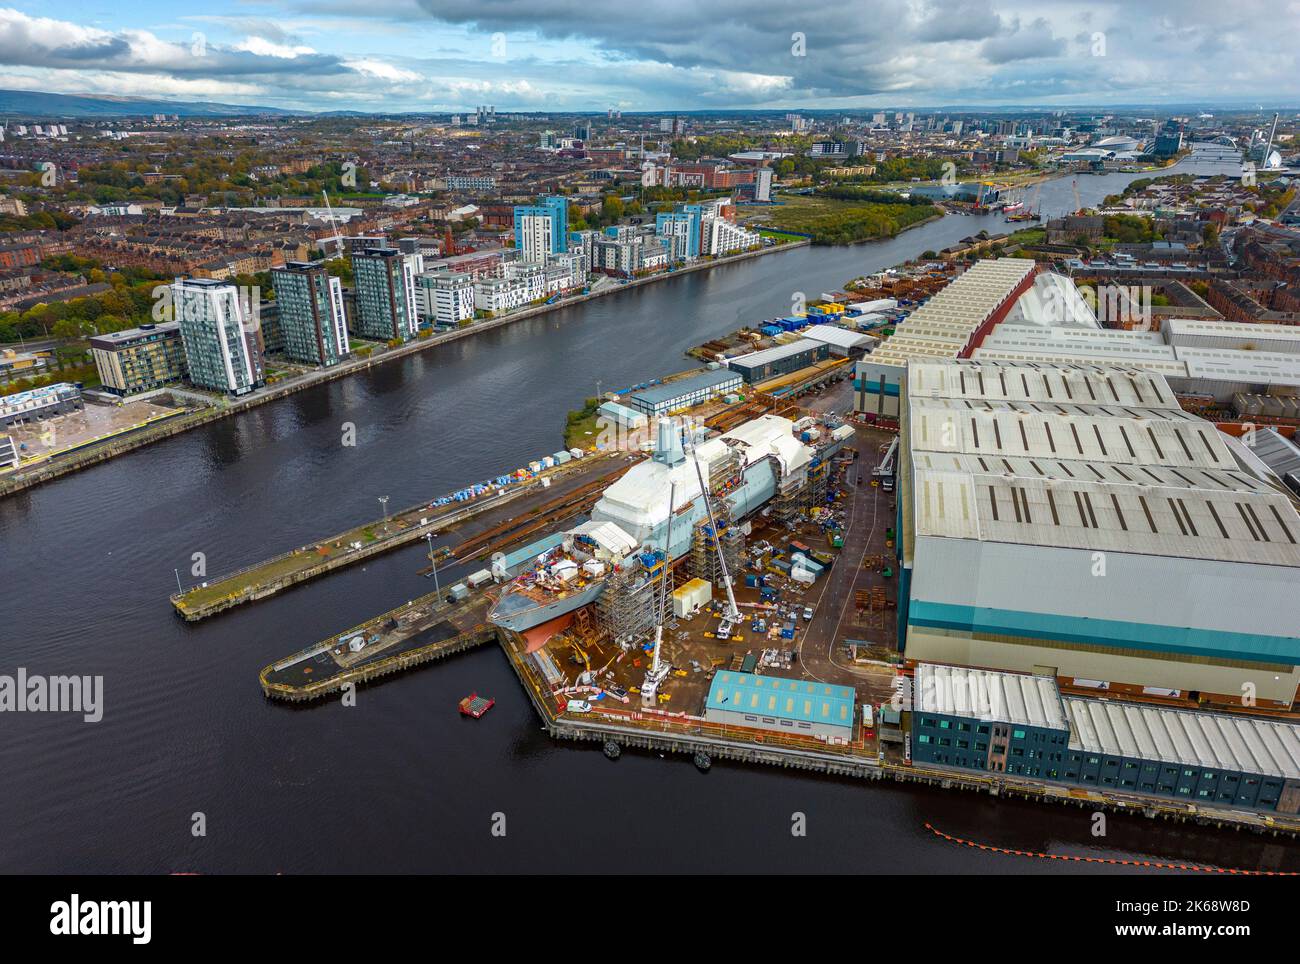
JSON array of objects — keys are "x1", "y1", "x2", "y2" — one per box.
[{"x1": 488, "y1": 578, "x2": 607, "y2": 632}]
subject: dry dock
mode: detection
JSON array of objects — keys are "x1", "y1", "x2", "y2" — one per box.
[{"x1": 172, "y1": 452, "x2": 629, "y2": 621}]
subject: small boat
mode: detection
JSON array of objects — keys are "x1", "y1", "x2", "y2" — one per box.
[{"x1": 458, "y1": 692, "x2": 495, "y2": 718}]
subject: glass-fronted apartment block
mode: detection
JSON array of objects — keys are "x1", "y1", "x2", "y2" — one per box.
[
  {"x1": 172, "y1": 278, "x2": 263, "y2": 395},
  {"x1": 655, "y1": 205, "x2": 702, "y2": 261},
  {"x1": 271, "y1": 261, "x2": 350, "y2": 366},
  {"x1": 513, "y1": 195, "x2": 569, "y2": 261},
  {"x1": 352, "y1": 248, "x2": 418, "y2": 342},
  {"x1": 89, "y1": 321, "x2": 187, "y2": 396}
]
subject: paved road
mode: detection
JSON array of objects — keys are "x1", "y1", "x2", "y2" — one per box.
[{"x1": 797, "y1": 424, "x2": 899, "y2": 701}]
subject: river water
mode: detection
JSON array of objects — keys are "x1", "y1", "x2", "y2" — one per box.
[{"x1": 7, "y1": 154, "x2": 1291, "y2": 874}]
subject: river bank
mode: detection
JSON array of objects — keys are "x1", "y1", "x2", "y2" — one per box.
[
  {"x1": 5, "y1": 154, "x2": 1277, "y2": 874},
  {"x1": 0, "y1": 239, "x2": 807, "y2": 499}
]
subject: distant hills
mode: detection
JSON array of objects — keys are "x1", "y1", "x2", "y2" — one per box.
[
  {"x1": 0, "y1": 87, "x2": 1294, "y2": 120},
  {"x1": 0, "y1": 89, "x2": 311, "y2": 118}
]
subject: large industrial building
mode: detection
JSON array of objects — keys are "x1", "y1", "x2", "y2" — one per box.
[
  {"x1": 911, "y1": 663, "x2": 1300, "y2": 814},
  {"x1": 856, "y1": 258, "x2": 1037, "y2": 420},
  {"x1": 857, "y1": 259, "x2": 1300, "y2": 424},
  {"x1": 971, "y1": 316, "x2": 1300, "y2": 402},
  {"x1": 896, "y1": 358, "x2": 1300, "y2": 710},
  {"x1": 796, "y1": 324, "x2": 878, "y2": 358}
]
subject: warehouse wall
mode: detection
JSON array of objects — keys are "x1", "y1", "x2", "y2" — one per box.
[
  {"x1": 703, "y1": 706, "x2": 851, "y2": 742},
  {"x1": 903, "y1": 626, "x2": 1300, "y2": 707}
]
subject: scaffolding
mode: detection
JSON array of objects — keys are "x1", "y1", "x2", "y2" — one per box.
[
  {"x1": 690, "y1": 517, "x2": 742, "y2": 587},
  {"x1": 594, "y1": 550, "x2": 674, "y2": 647},
  {"x1": 770, "y1": 452, "x2": 821, "y2": 527},
  {"x1": 686, "y1": 443, "x2": 745, "y2": 586}
]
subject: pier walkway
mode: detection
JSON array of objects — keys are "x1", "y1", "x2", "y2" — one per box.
[{"x1": 173, "y1": 452, "x2": 628, "y2": 621}]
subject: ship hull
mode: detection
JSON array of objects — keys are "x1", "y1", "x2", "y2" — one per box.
[{"x1": 488, "y1": 578, "x2": 607, "y2": 632}]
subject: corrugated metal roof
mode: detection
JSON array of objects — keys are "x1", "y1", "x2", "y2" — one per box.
[
  {"x1": 626, "y1": 369, "x2": 741, "y2": 407},
  {"x1": 1252, "y1": 428, "x2": 1300, "y2": 481},
  {"x1": 799, "y1": 325, "x2": 875, "y2": 349},
  {"x1": 1177, "y1": 346, "x2": 1300, "y2": 385},
  {"x1": 872, "y1": 259, "x2": 1035, "y2": 364},
  {"x1": 912, "y1": 467, "x2": 1300, "y2": 566},
  {"x1": 906, "y1": 360, "x2": 1300, "y2": 568},
  {"x1": 908, "y1": 360, "x2": 1181, "y2": 409},
  {"x1": 1165, "y1": 317, "x2": 1300, "y2": 352},
  {"x1": 1065, "y1": 697, "x2": 1300, "y2": 780},
  {"x1": 914, "y1": 662, "x2": 1066, "y2": 729},
  {"x1": 727, "y1": 338, "x2": 823, "y2": 369},
  {"x1": 909, "y1": 398, "x2": 1232, "y2": 471},
  {"x1": 970, "y1": 349, "x2": 1191, "y2": 380}
]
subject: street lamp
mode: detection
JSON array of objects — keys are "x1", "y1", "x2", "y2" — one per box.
[{"x1": 378, "y1": 495, "x2": 389, "y2": 523}]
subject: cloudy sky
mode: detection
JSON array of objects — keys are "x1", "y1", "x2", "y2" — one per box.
[{"x1": 1, "y1": 0, "x2": 1298, "y2": 112}]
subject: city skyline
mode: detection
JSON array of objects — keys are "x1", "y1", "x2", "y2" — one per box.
[{"x1": 1, "y1": 1, "x2": 1299, "y2": 114}]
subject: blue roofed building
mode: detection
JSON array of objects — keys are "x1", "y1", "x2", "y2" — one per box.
[{"x1": 704, "y1": 671, "x2": 856, "y2": 741}]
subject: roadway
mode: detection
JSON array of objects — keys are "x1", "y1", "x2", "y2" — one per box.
[{"x1": 796, "y1": 419, "x2": 900, "y2": 706}]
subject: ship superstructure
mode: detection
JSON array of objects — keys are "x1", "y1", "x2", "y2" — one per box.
[{"x1": 488, "y1": 414, "x2": 818, "y2": 638}]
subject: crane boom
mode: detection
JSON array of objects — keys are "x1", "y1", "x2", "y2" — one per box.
[
  {"x1": 321, "y1": 190, "x2": 345, "y2": 260},
  {"x1": 688, "y1": 433, "x2": 741, "y2": 627}
]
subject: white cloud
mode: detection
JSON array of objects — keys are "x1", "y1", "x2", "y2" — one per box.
[
  {"x1": 1, "y1": 2, "x2": 1299, "y2": 110},
  {"x1": 234, "y1": 36, "x2": 317, "y2": 59},
  {"x1": 343, "y1": 58, "x2": 423, "y2": 83}
]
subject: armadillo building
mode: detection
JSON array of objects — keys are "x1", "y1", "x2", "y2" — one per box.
[{"x1": 897, "y1": 359, "x2": 1300, "y2": 710}]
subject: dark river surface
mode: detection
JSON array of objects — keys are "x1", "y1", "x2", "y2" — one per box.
[{"x1": 8, "y1": 155, "x2": 1294, "y2": 874}]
